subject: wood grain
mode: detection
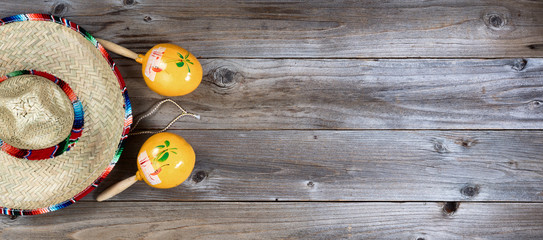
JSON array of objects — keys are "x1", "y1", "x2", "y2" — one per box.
[
  {"x1": 2, "y1": 202, "x2": 543, "y2": 239},
  {"x1": 2, "y1": 0, "x2": 543, "y2": 58},
  {"x1": 2, "y1": 1, "x2": 543, "y2": 237},
  {"x1": 83, "y1": 130, "x2": 543, "y2": 202},
  {"x1": 120, "y1": 58, "x2": 543, "y2": 130}
]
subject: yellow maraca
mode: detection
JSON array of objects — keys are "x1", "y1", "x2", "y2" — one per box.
[
  {"x1": 97, "y1": 132, "x2": 195, "y2": 201},
  {"x1": 97, "y1": 39, "x2": 203, "y2": 96}
]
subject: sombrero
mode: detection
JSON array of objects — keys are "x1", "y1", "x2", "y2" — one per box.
[{"x1": 0, "y1": 14, "x2": 131, "y2": 215}]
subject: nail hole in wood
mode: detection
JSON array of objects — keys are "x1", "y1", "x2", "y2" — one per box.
[
  {"x1": 307, "y1": 181, "x2": 314, "y2": 187},
  {"x1": 192, "y1": 171, "x2": 207, "y2": 183},
  {"x1": 9, "y1": 215, "x2": 17, "y2": 220},
  {"x1": 143, "y1": 16, "x2": 152, "y2": 22},
  {"x1": 275, "y1": 198, "x2": 279, "y2": 201},
  {"x1": 461, "y1": 184, "x2": 480, "y2": 198},
  {"x1": 313, "y1": 135, "x2": 318, "y2": 139},
  {"x1": 417, "y1": 238, "x2": 425, "y2": 240},
  {"x1": 443, "y1": 202, "x2": 459, "y2": 215},
  {"x1": 512, "y1": 59, "x2": 527, "y2": 71}
]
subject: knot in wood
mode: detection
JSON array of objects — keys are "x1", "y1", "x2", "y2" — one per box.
[
  {"x1": 433, "y1": 140, "x2": 449, "y2": 154},
  {"x1": 529, "y1": 100, "x2": 542, "y2": 109},
  {"x1": 527, "y1": 44, "x2": 541, "y2": 50},
  {"x1": 442, "y1": 201, "x2": 459, "y2": 216},
  {"x1": 461, "y1": 184, "x2": 480, "y2": 198},
  {"x1": 484, "y1": 12, "x2": 507, "y2": 30},
  {"x1": 307, "y1": 181, "x2": 314, "y2": 187},
  {"x1": 213, "y1": 67, "x2": 238, "y2": 88},
  {"x1": 456, "y1": 138, "x2": 477, "y2": 148},
  {"x1": 51, "y1": 2, "x2": 68, "y2": 16},
  {"x1": 511, "y1": 59, "x2": 527, "y2": 71},
  {"x1": 192, "y1": 171, "x2": 207, "y2": 183},
  {"x1": 124, "y1": 0, "x2": 135, "y2": 6},
  {"x1": 143, "y1": 16, "x2": 152, "y2": 22},
  {"x1": 489, "y1": 14, "x2": 504, "y2": 28},
  {"x1": 508, "y1": 160, "x2": 518, "y2": 168}
]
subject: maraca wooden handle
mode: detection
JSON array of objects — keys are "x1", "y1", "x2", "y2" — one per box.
[
  {"x1": 96, "y1": 175, "x2": 138, "y2": 202},
  {"x1": 96, "y1": 38, "x2": 140, "y2": 61}
]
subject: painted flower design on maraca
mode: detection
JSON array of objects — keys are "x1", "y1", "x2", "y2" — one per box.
[
  {"x1": 174, "y1": 52, "x2": 194, "y2": 73},
  {"x1": 152, "y1": 52, "x2": 194, "y2": 73},
  {"x1": 150, "y1": 140, "x2": 178, "y2": 176}
]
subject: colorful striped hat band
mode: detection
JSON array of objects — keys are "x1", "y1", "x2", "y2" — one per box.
[{"x1": 0, "y1": 14, "x2": 132, "y2": 216}]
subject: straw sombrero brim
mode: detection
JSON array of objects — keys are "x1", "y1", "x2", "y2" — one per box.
[{"x1": 0, "y1": 14, "x2": 132, "y2": 215}]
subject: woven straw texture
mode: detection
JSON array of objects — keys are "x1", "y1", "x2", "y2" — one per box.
[
  {"x1": 0, "y1": 75, "x2": 74, "y2": 149},
  {"x1": 0, "y1": 21, "x2": 125, "y2": 210}
]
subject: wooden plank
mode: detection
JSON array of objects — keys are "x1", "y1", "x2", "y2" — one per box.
[
  {"x1": 120, "y1": 58, "x2": 543, "y2": 130},
  {"x1": 84, "y1": 130, "x2": 543, "y2": 202},
  {"x1": 2, "y1": 202, "x2": 543, "y2": 239},
  {"x1": 2, "y1": 0, "x2": 543, "y2": 58}
]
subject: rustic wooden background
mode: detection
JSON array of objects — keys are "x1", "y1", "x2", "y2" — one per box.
[{"x1": 2, "y1": 0, "x2": 543, "y2": 239}]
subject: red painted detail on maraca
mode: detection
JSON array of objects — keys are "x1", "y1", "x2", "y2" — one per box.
[
  {"x1": 150, "y1": 168, "x2": 162, "y2": 176},
  {"x1": 138, "y1": 150, "x2": 162, "y2": 185},
  {"x1": 150, "y1": 163, "x2": 170, "y2": 176},
  {"x1": 144, "y1": 47, "x2": 166, "y2": 81},
  {"x1": 151, "y1": 66, "x2": 163, "y2": 72}
]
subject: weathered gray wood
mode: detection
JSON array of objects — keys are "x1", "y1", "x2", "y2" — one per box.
[
  {"x1": 83, "y1": 130, "x2": 543, "y2": 202},
  {"x1": 2, "y1": 0, "x2": 543, "y2": 58},
  {"x1": 3, "y1": 1, "x2": 543, "y2": 236},
  {"x1": 2, "y1": 202, "x2": 543, "y2": 239},
  {"x1": 119, "y1": 58, "x2": 543, "y2": 130}
]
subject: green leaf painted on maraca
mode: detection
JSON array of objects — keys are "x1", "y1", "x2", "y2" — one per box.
[
  {"x1": 152, "y1": 140, "x2": 178, "y2": 166},
  {"x1": 158, "y1": 152, "x2": 169, "y2": 162},
  {"x1": 173, "y1": 52, "x2": 194, "y2": 73}
]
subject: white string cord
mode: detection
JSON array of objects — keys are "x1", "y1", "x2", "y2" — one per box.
[{"x1": 129, "y1": 99, "x2": 200, "y2": 136}]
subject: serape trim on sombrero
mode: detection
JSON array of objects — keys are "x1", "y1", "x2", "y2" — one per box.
[
  {"x1": 0, "y1": 70, "x2": 84, "y2": 160},
  {"x1": 0, "y1": 13, "x2": 133, "y2": 216}
]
